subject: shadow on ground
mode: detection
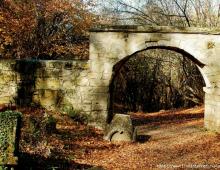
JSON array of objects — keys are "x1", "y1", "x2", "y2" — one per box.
[
  {"x1": 131, "y1": 109, "x2": 204, "y2": 126},
  {"x1": 131, "y1": 107, "x2": 205, "y2": 143},
  {"x1": 17, "y1": 152, "x2": 101, "y2": 170}
]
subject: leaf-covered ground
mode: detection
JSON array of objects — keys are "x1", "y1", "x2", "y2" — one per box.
[{"x1": 17, "y1": 106, "x2": 220, "y2": 169}]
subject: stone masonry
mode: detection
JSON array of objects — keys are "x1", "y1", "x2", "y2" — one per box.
[
  {"x1": 0, "y1": 60, "x2": 107, "y2": 129},
  {"x1": 1, "y1": 26, "x2": 220, "y2": 131},
  {"x1": 89, "y1": 25, "x2": 220, "y2": 132}
]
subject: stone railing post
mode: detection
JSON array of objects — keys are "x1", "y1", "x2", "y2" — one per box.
[
  {"x1": 0, "y1": 111, "x2": 22, "y2": 168},
  {"x1": 204, "y1": 87, "x2": 220, "y2": 132}
]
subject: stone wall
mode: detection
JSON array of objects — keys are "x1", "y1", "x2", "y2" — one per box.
[
  {"x1": 2, "y1": 26, "x2": 220, "y2": 132},
  {"x1": 0, "y1": 59, "x2": 108, "y2": 129}
]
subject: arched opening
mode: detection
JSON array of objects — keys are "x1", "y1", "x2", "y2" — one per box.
[{"x1": 108, "y1": 46, "x2": 206, "y2": 123}]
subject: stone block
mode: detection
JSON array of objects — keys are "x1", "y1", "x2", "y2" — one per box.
[
  {"x1": 205, "y1": 119, "x2": 220, "y2": 132},
  {"x1": 90, "y1": 79, "x2": 110, "y2": 87},
  {"x1": 0, "y1": 86, "x2": 17, "y2": 97},
  {"x1": 78, "y1": 87, "x2": 94, "y2": 95},
  {"x1": 89, "y1": 53, "x2": 101, "y2": 60},
  {"x1": 79, "y1": 71, "x2": 89, "y2": 77},
  {"x1": 101, "y1": 73, "x2": 112, "y2": 80},
  {"x1": 0, "y1": 61, "x2": 14, "y2": 71},
  {"x1": 62, "y1": 95, "x2": 82, "y2": 105},
  {"x1": 48, "y1": 61, "x2": 63, "y2": 69},
  {"x1": 90, "y1": 60, "x2": 105, "y2": 73},
  {"x1": 207, "y1": 74, "x2": 220, "y2": 83},
  {"x1": 95, "y1": 87, "x2": 109, "y2": 93},
  {"x1": 35, "y1": 78, "x2": 61, "y2": 90},
  {"x1": 81, "y1": 93, "x2": 94, "y2": 102},
  {"x1": 33, "y1": 90, "x2": 64, "y2": 109},
  {"x1": 82, "y1": 104, "x2": 92, "y2": 112},
  {"x1": 87, "y1": 72, "x2": 102, "y2": 79},
  {"x1": 77, "y1": 77, "x2": 90, "y2": 86},
  {"x1": 82, "y1": 100, "x2": 92, "y2": 104},
  {"x1": 92, "y1": 93, "x2": 109, "y2": 105},
  {"x1": 88, "y1": 111, "x2": 108, "y2": 129},
  {"x1": 60, "y1": 69, "x2": 74, "y2": 77},
  {"x1": 102, "y1": 52, "x2": 120, "y2": 60},
  {"x1": 204, "y1": 103, "x2": 220, "y2": 132},
  {"x1": 92, "y1": 103, "x2": 108, "y2": 111},
  {"x1": 103, "y1": 62, "x2": 114, "y2": 74},
  {"x1": 205, "y1": 93, "x2": 220, "y2": 102},
  {"x1": 36, "y1": 68, "x2": 61, "y2": 78},
  {"x1": 0, "y1": 97, "x2": 11, "y2": 104},
  {"x1": 62, "y1": 80, "x2": 77, "y2": 90},
  {"x1": 206, "y1": 100, "x2": 220, "y2": 107},
  {"x1": 103, "y1": 114, "x2": 134, "y2": 142}
]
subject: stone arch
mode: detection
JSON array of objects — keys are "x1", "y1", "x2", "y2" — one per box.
[
  {"x1": 108, "y1": 45, "x2": 208, "y2": 123},
  {"x1": 89, "y1": 26, "x2": 220, "y2": 132}
]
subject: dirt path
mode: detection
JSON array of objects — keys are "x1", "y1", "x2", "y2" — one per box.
[{"x1": 74, "y1": 107, "x2": 220, "y2": 169}]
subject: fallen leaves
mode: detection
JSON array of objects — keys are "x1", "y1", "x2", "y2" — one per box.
[{"x1": 16, "y1": 106, "x2": 220, "y2": 169}]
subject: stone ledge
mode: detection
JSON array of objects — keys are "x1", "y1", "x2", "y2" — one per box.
[{"x1": 90, "y1": 25, "x2": 220, "y2": 35}]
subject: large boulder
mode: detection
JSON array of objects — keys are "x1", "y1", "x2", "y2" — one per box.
[{"x1": 103, "y1": 114, "x2": 135, "y2": 142}]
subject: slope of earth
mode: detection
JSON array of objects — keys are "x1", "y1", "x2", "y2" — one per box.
[{"x1": 17, "y1": 106, "x2": 220, "y2": 169}]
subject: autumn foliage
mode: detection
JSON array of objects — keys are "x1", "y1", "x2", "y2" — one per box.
[{"x1": 0, "y1": 0, "x2": 99, "y2": 59}]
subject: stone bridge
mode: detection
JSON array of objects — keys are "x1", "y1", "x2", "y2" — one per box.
[
  {"x1": 89, "y1": 26, "x2": 220, "y2": 132},
  {"x1": 1, "y1": 26, "x2": 220, "y2": 132}
]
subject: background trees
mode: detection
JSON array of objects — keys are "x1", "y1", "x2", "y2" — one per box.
[
  {"x1": 111, "y1": 49, "x2": 205, "y2": 113},
  {"x1": 98, "y1": 0, "x2": 220, "y2": 27}
]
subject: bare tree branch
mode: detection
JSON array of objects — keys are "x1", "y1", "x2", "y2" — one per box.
[
  {"x1": 118, "y1": 1, "x2": 159, "y2": 25},
  {"x1": 173, "y1": 0, "x2": 191, "y2": 26}
]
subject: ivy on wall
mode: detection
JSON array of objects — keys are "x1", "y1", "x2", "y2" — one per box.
[{"x1": 0, "y1": 111, "x2": 22, "y2": 166}]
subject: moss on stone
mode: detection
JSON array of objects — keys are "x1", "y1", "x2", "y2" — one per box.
[{"x1": 0, "y1": 111, "x2": 22, "y2": 165}]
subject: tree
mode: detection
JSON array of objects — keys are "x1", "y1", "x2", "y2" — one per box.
[{"x1": 0, "y1": 0, "x2": 99, "y2": 59}]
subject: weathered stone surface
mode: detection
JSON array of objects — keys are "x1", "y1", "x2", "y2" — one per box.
[
  {"x1": 77, "y1": 77, "x2": 90, "y2": 86},
  {"x1": 92, "y1": 103, "x2": 108, "y2": 111},
  {"x1": 0, "y1": 111, "x2": 22, "y2": 166},
  {"x1": 0, "y1": 97, "x2": 14, "y2": 104},
  {"x1": 103, "y1": 114, "x2": 134, "y2": 142},
  {"x1": 35, "y1": 78, "x2": 61, "y2": 90},
  {"x1": 89, "y1": 26, "x2": 220, "y2": 132},
  {"x1": 93, "y1": 87, "x2": 109, "y2": 93}
]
